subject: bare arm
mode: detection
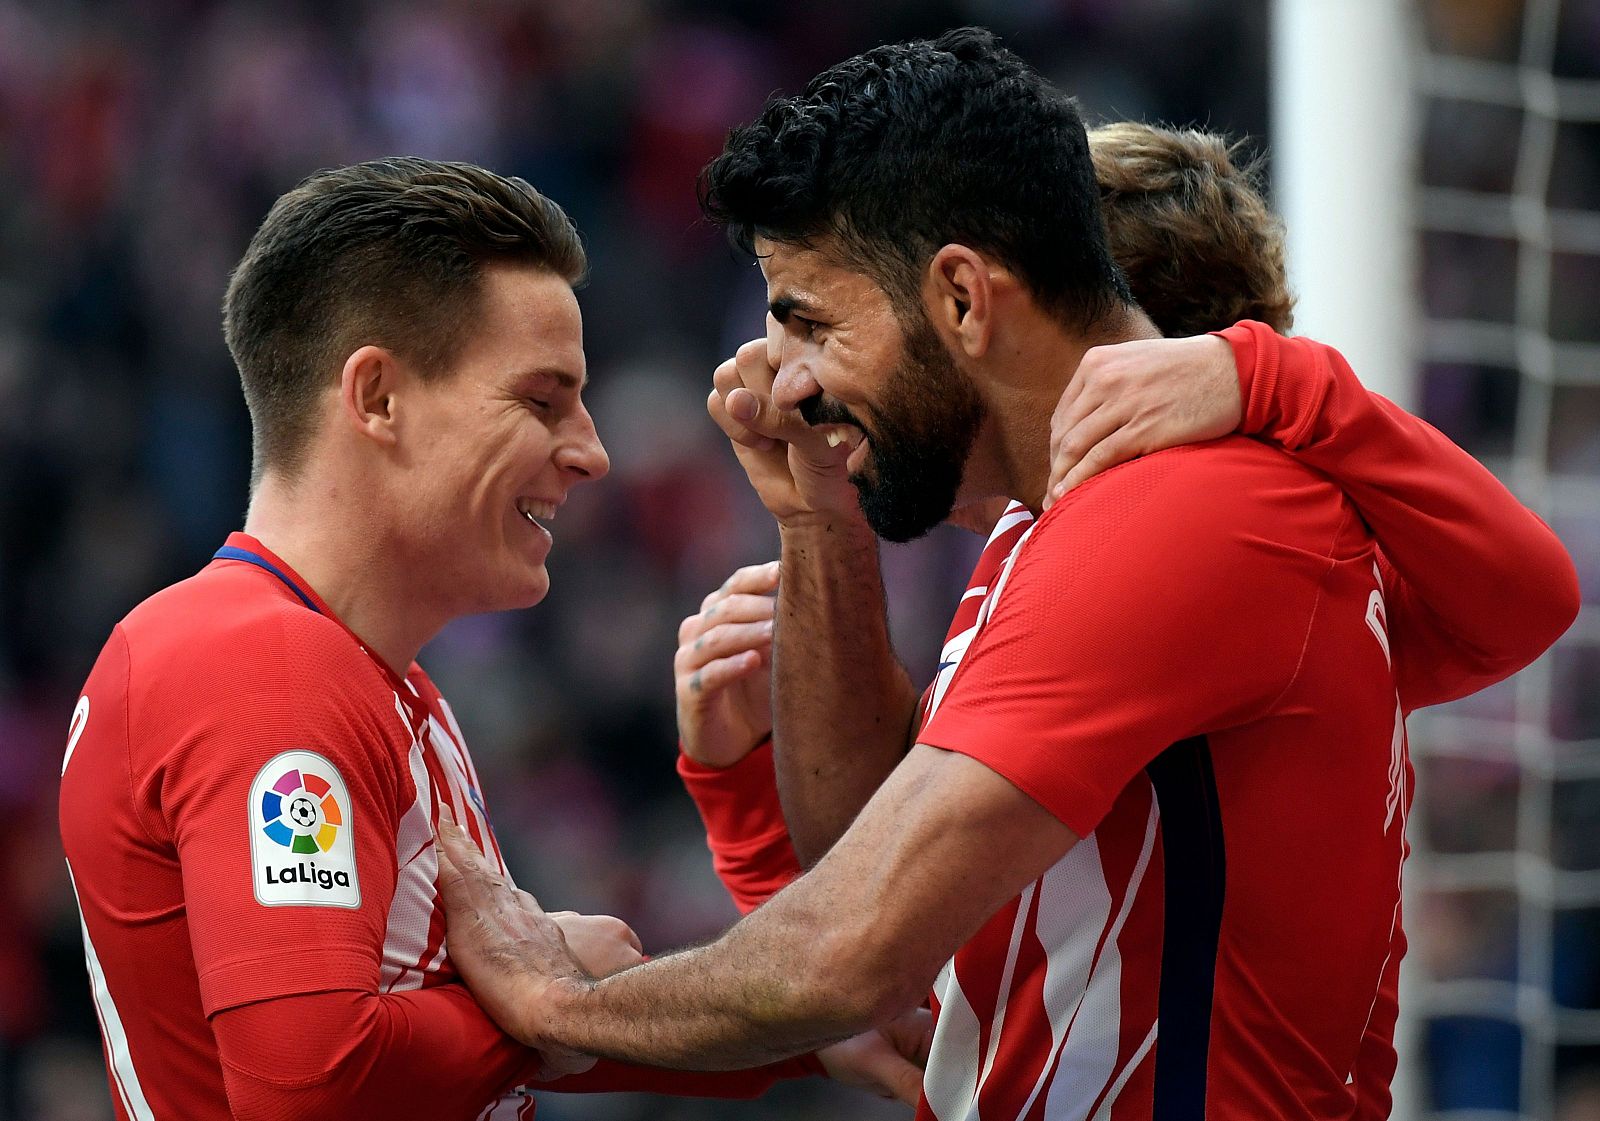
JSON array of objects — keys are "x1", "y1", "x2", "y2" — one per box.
[
  {"x1": 772, "y1": 513, "x2": 919, "y2": 863},
  {"x1": 708, "y1": 336, "x2": 918, "y2": 864},
  {"x1": 437, "y1": 744, "x2": 1075, "y2": 1067}
]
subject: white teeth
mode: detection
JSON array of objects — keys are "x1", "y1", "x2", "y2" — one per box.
[
  {"x1": 825, "y1": 430, "x2": 845, "y2": 448},
  {"x1": 519, "y1": 499, "x2": 557, "y2": 523}
]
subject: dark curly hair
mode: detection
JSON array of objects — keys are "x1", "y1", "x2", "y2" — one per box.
[
  {"x1": 700, "y1": 27, "x2": 1132, "y2": 330},
  {"x1": 225, "y1": 157, "x2": 585, "y2": 483}
]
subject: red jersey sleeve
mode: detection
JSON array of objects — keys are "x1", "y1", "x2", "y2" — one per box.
[
  {"x1": 677, "y1": 739, "x2": 801, "y2": 913},
  {"x1": 1219, "y1": 321, "x2": 1580, "y2": 712},
  {"x1": 917, "y1": 441, "x2": 1354, "y2": 837},
  {"x1": 146, "y1": 611, "x2": 413, "y2": 1015},
  {"x1": 215, "y1": 988, "x2": 538, "y2": 1120},
  {"x1": 214, "y1": 988, "x2": 819, "y2": 1119}
]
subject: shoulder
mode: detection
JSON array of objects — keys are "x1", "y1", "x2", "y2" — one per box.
[
  {"x1": 117, "y1": 565, "x2": 405, "y2": 743},
  {"x1": 1026, "y1": 437, "x2": 1350, "y2": 565},
  {"x1": 995, "y1": 437, "x2": 1360, "y2": 624}
]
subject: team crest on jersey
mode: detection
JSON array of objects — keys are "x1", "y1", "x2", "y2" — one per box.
[{"x1": 249, "y1": 750, "x2": 360, "y2": 908}]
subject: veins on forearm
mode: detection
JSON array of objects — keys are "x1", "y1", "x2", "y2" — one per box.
[
  {"x1": 772, "y1": 520, "x2": 917, "y2": 864},
  {"x1": 546, "y1": 936, "x2": 860, "y2": 1070}
]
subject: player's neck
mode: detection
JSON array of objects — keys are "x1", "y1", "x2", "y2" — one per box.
[
  {"x1": 974, "y1": 303, "x2": 1161, "y2": 513},
  {"x1": 243, "y1": 473, "x2": 439, "y2": 678}
]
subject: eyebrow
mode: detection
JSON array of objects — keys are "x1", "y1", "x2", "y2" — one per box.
[
  {"x1": 769, "y1": 294, "x2": 821, "y2": 323},
  {"x1": 522, "y1": 367, "x2": 588, "y2": 391}
]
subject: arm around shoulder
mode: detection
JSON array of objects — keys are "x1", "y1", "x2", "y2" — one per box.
[{"x1": 1219, "y1": 320, "x2": 1580, "y2": 709}]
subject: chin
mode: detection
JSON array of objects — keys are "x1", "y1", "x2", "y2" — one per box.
[{"x1": 490, "y1": 565, "x2": 551, "y2": 613}]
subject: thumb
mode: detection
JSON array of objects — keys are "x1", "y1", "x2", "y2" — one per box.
[
  {"x1": 882, "y1": 1053, "x2": 924, "y2": 1106},
  {"x1": 727, "y1": 386, "x2": 810, "y2": 444}
]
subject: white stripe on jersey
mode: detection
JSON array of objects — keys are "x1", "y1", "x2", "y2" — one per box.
[
  {"x1": 1039, "y1": 794, "x2": 1158, "y2": 1119},
  {"x1": 381, "y1": 712, "x2": 442, "y2": 992},
  {"x1": 68, "y1": 863, "x2": 157, "y2": 1121},
  {"x1": 428, "y1": 715, "x2": 496, "y2": 847},
  {"x1": 386, "y1": 687, "x2": 528, "y2": 1118},
  {"x1": 929, "y1": 622, "x2": 980, "y2": 717},
  {"x1": 920, "y1": 507, "x2": 1163, "y2": 1121},
  {"x1": 989, "y1": 505, "x2": 1034, "y2": 541},
  {"x1": 478, "y1": 1093, "x2": 531, "y2": 1120},
  {"x1": 926, "y1": 959, "x2": 986, "y2": 1121},
  {"x1": 1090, "y1": 1024, "x2": 1157, "y2": 1121},
  {"x1": 974, "y1": 880, "x2": 1038, "y2": 1101},
  {"x1": 976, "y1": 522, "x2": 1036, "y2": 632},
  {"x1": 1022, "y1": 833, "x2": 1117, "y2": 1121}
]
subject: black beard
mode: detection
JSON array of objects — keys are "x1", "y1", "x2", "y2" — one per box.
[{"x1": 848, "y1": 317, "x2": 985, "y2": 543}]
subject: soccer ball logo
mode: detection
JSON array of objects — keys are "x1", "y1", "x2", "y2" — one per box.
[{"x1": 259, "y1": 767, "x2": 344, "y2": 855}]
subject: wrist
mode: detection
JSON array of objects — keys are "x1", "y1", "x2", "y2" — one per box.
[
  {"x1": 522, "y1": 973, "x2": 596, "y2": 1052},
  {"x1": 679, "y1": 733, "x2": 772, "y2": 771},
  {"x1": 777, "y1": 507, "x2": 875, "y2": 541},
  {"x1": 1213, "y1": 320, "x2": 1272, "y2": 436}
]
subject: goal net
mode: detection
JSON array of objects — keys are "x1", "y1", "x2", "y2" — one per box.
[{"x1": 1276, "y1": 1, "x2": 1599, "y2": 1118}]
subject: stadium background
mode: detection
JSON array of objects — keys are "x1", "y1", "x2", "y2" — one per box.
[{"x1": 0, "y1": 1, "x2": 1594, "y2": 1118}]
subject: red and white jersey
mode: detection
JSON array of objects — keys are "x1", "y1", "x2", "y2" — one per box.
[
  {"x1": 916, "y1": 441, "x2": 1406, "y2": 1121},
  {"x1": 682, "y1": 323, "x2": 1577, "y2": 1121},
  {"x1": 60, "y1": 532, "x2": 544, "y2": 1120}
]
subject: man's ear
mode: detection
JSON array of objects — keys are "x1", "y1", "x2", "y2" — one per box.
[
  {"x1": 925, "y1": 245, "x2": 995, "y2": 359},
  {"x1": 338, "y1": 345, "x2": 405, "y2": 449}
]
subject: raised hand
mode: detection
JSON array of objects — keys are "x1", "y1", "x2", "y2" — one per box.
[
  {"x1": 1044, "y1": 333, "x2": 1242, "y2": 508},
  {"x1": 707, "y1": 322, "x2": 860, "y2": 525},
  {"x1": 675, "y1": 561, "x2": 778, "y2": 768}
]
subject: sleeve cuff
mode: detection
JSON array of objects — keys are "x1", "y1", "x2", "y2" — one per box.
[
  {"x1": 677, "y1": 738, "x2": 788, "y2": 846},
  {"x1": 1212, "y1": 320, "x2": 1280, "y2": 439}
]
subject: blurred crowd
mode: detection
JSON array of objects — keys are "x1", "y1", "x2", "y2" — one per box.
[{"x1": 0, "y1": 0, "x2": 1593, "y2": 1119}]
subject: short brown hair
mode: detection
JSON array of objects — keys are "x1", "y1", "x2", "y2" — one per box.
[
  {"x1": 1090, "y1": 124, "x2": 1294, "y2": 336},
  {"x1": 224, "y1": 157, "x2": 586, "y2": 482}
]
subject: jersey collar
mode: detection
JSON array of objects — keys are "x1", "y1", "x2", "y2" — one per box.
[{"x1": 211, "y1": 532, "x2": 416, "y2": 697}]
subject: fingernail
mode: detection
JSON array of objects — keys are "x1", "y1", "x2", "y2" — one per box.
[
  {"x1": 729, "y1": 392, "x2": 758, "y2": 423},
  {"x1": 438, "y1": 804, "x2": 456, "y2": 831}
]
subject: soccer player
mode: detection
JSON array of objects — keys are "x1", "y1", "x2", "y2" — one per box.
[
  {"x1": 58, "y1": 158, "x2": 925, "y2": 1121},
  {"x1": 667, "y1": 120, "x2": 1577, "y2": 1121},
  {"x1": 432, "y1": 32, "x2": 1581, "y2": 1120}
]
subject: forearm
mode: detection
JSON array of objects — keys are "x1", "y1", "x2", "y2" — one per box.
[
  {"x1": 215, "y1": 984, "x2": 541, "y2": 1121},
  {"x1": 773, "y1": 514, "x2": 918, "y2": 864},
  {"x1": 537, "y1": 882, "x2": 897, "y2": 1069}
]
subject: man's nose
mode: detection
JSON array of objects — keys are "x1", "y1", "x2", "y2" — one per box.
[
  {"x1": 558, "y1": 410, "x2": 609, "y2": 482},
  {"x1": 771, "y1": 358, "x2": 821, "y2": 414}
]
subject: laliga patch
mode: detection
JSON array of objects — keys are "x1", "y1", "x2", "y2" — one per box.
[{"x1": 249, "y1": 750, "x2": 360, "y2": 908}]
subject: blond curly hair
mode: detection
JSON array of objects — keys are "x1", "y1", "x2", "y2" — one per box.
[{"x1": 1090, "y1": 123, "x2": 1294, "y2": 335}]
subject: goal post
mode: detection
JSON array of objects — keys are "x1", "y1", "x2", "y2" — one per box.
[{"x1": 1271, "y1": 0, "x2": 1417, "y2": 409}]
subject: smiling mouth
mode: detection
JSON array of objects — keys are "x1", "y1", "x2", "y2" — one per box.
[
  {"x1": 518, "y1": 498, "x2": 557, "y2": 529},
  {"x1": 819, "y1": 424, "x2": 867, "y2": 451}
]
